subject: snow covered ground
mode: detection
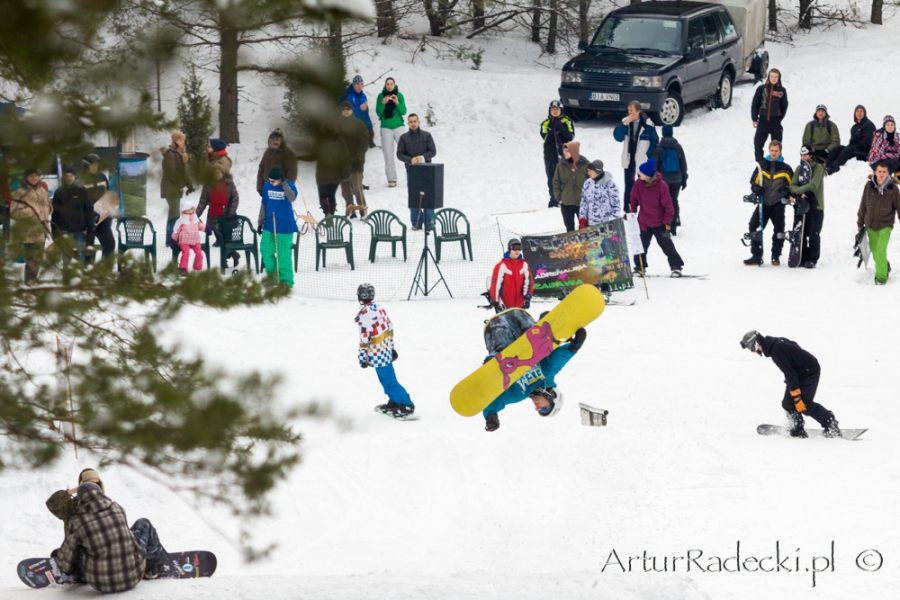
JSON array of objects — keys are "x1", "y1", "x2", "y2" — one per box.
[{"x1": 4, "y1": 7, "x2": 900, "y2": 599}]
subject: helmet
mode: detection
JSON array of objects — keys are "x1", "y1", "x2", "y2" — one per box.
[
  {"x1": 357, "y1": 283, "x2": 375, "y2": 303},
  {"x1": 507, "y1": 238, "x2": 522, "y2": 251},
  {"x1": 740, "y1": 330, "x2": 761, "y2": 352},
  {"x1": 549, "y1": 100, "x2": 563, "y2": 109},
  {"x1": 533, "y1": 388, "x2": 564, "y2": 417}
]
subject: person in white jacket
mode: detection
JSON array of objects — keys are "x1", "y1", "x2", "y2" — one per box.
[{"x1": 578, "y1": 160, "x2": 621, "y2": 228}]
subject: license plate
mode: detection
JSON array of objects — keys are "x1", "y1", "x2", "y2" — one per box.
[{"x1": 589, "y1": 92, "x2": 620, "y2": 102}]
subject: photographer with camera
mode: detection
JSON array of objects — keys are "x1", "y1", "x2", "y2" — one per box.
[
  {"x1": 744, "y1": 140, "x2": 794, "y2": 266},
  {"x1": 376, "y1": 77, "x2": 407, "y2": 188}
]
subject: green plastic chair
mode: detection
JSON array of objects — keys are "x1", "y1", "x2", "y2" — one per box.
[
  {"x1": 216, "y1": 216, "x2": 259, "y2": 273},
  {"x1": 291, "y1": 229, "x2": 302, "y2": 272},
  {"x1": 116, "y1": 216, "x2": 157, "y2": 272},
  {"x1": 167, "y1": 217, "x2": 211, "y2": 269},
  {"x1": 366, "y1": 209, "x2": 407, "y2": 262},
  {"x1": 315, "y1": 215, "x2": 354, "y2": 270},
  {"x1": 433, "y1": 208, "x2": 473, "y2": 263}
]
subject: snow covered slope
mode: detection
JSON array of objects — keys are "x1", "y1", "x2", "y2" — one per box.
[{"x1": 3, "y1": 11, "x2": 900, "y2": 600}]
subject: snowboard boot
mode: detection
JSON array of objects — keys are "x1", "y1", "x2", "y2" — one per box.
[
  {"x1": 744, "y1": 256, "x2": 763, "y2": 266},
  {"x1": 823, "y1": 415, "x2": 842, "y2": 438},
  {"x1": 392, "y1": 403, "x2": 416, "y2": 419},
  {"x1": 789, "y1": 426, "x2": 809, "y2": 439},
  {"x1": 671, "y1": 269, "x2": 683, "y2": 278},
  {"x1": 771, "y1": 256, "x2": 781, "y2": 266},
  {"x1": 802, "y1": 261, "x2": 816, "y2": 269},
  {"x1": 485, "y1": 412, "x2": 500, "y2": 432},
  {"x1": 787, "y1": 411, "x2": 807, "y2": 438},
  {"x1": 568, "y1": 328, "x2": 587, "y2": 352},
  {"x1": 374, "y1": 400, "x2": 400, "y2": 415}
]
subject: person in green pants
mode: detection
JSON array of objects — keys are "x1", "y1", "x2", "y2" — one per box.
[
  {"x1": 857, "y1": 162, "x2": 900, "y2": 285},
  {"x1": 257, "y1": 166, "x2": 298, "y2": 287}
]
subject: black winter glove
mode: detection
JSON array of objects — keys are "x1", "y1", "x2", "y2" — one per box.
[
  {"x1": 751, "y1": 184, "x2": 764, "y2": 196},
  {"x1": 360, "y1": 361, "x2": 369, "y2": 369},
  {"x1": 257, "y1": 225, "x2": 264, "y2": 235},
  {"x1": 391, "y1": 349, "x2": 399, "y2": 360},
  {"x1": 522, "y1": 295, "x2": 532, "y2": 309},
  {"x1": 186, "y1": 187, "x2": 195, "y2": 195},
  {"x1": 680, "y1": 180, "x2": 687, "y2": 191}
]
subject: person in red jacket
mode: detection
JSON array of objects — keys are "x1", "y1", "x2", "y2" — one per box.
[
  {"x1": 629, "y1": 158, "x2": 684, "y2": 277},
  {"x1": 489, "y1": 238, "x2": 535, "y2": 311}
]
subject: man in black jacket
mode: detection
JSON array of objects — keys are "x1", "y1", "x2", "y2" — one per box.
[
  {"x1": 397, "y1": 113, "x2": 437, "y2": 230},
  {"x1": 741, "y1": 331, "x2": 841, "y2": 438},
  {"x1": 540, "y1": 100, "x2": 575, "y2": 208},
  {"x1": 751, "y1": 69, "x2": 788, "y2": 164},
  {"x1": 82, "y1": 154, "x2": 116, "y2": 261},
  {"x1": 825, "y1": 105, "x2": 876, "y2": 175},
  {"x1": 744, "y1": 140, "x2": 793, "y2": 266},
  {"x1": 52, "y1": 166, "x2": 95, "y2": 261}
]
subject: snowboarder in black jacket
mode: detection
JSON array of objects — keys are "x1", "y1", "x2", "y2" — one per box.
[
  {"x1": 540, "y1": 100, "x2": 575, "y2": 208},
  {"x1": 740, "y1": 331, "x2": 841, "y2": 438},
  {"x1": 744, "y1": 140, "x2": 793, "y2": 266},
  {"x1": 652, "y1": 124, "x2": 688, "y2": 235},
  {"x1": 826, "y1": 105, "x2": 876, "y2": 175},
  {"x1": 751, "y1": 69, "x2": 788, "y2": 164}
]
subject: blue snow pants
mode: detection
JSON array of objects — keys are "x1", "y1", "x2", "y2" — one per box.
[
  {"x1": 375, "y1": 363, "x2": 412, "y2": 406},
  {"x1": 482, "y1": 344, "x2": 577, "y2": 418},
  {"x1": 130, "y1": 518, "x2": 167, "y2": 572}
]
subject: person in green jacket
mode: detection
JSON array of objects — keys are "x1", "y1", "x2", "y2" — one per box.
[
  {"x1": 788, "y1": 145, "x2": 826, "y2": 268},
  {"x1": 552, "y1": 141, "x2": 589, "y2": 232},
  {"x1": 801, "y1": 104, "x2": 840, "y2": 165},
  {"x1": 375, "y1": 77, "x2": 407, "y2": 187},
  {"x1": 857, "y1": 163, "x2": 900, "y2": 285}
]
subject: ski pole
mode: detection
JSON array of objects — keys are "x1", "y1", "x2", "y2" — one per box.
[
  {"x1": 272, "y1": 212, "x2": 280, "y2": 282},
  {"x1": 638, "y1": 255, "x2": 649, "y2": 300}
]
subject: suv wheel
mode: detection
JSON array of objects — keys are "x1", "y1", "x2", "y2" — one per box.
[
  {"x1": 564, "y1": 106, "x2": 595, "y2": 122},
  {"x1": 651, "y1": 90, "x2": 684, "y2": 127},
  {"x1": 716, "y1": 71, "x2": 733, "y2": 109}
]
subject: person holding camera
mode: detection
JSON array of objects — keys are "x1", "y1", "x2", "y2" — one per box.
[
  {"x1": 376, "y1": 77, "x2": 407, "y2": 188},
  {"x1": 744, "y1": 140, "x2": 793, "y2": 266}
]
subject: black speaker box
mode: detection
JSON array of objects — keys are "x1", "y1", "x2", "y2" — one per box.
[{"x1": 407, "y1": 163, "x2": 444, "y2": 209}]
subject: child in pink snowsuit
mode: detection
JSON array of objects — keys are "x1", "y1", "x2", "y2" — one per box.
[{"x1": 171, "y1": 199, "x2": 206, "y2": 272}]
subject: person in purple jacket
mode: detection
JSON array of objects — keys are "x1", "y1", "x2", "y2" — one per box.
[{"x1": 629, "y1": 158, "x2": 684, "y2": 277}]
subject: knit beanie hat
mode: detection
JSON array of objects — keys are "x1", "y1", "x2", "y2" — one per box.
[
  {"x1": 661, "y1": 125, "x2": 674, "y2": 138},
  {"x1": 63, "y1": 165, "x2": 77, "y2": 176},
  {"x1": 209, "y1": 138, "x2": 226, "y2": 152},
  {"x1": 269, "y1": 128, "x2": 284, "y2": 140},
  {"x1": 638, "y1": 158, "x2": 656, "y2": 178},
  {"x1": 352, "y1": 75, "x2": 364, "y2": 85},
  {"x1": 507, "y1": 238, "x2": 522, "y2": 250},
  {"x1": 171, "y1": 130, "x2": 186, "y2": 143},
  {"x1": 268, "y1": 166, "x2": 284, "y2": 181},
  {"x1": 340, "y1": 100, "x2": 353, "y2": 110},
  {"x1": 799, "y1": 145, "x2": 812, "y2": 156},
  {"x1": 78, "y1": 468, "x2": 105, "y2": 494},
  {"x1": 884, "y1": 115, "x2": 895, "y2": 126},
  {"x1": 816, "y1": 104, "x2": 827, "y2": 113}
]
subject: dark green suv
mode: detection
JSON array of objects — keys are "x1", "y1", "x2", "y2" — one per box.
[{"x1": 559, "y1": 0, "x2": 768, "y2": 126}]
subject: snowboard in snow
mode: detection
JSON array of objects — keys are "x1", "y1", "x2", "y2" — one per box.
[
  {"x1": 373, "y1": 405, "x2": 420, "y2": 421},
  {"x1": 756, "y1": 424, "x2": 867, "y2": 441},
  {"x1": 17, "y1": 551, "x2": 217, "y2": 589},
  {"x1": 450, "y1": 284, "x2": 605, "y2": 417},
  {"x1": 646, "y1": 273, "x2": 709, "y2": 279},
  {"x1": 854, "y1": 228, "x2": 870, "y2": 269}
]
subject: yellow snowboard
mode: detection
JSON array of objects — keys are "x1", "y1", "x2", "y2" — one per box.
[{"x1": 450, "y1": 284, "x2": 605, "y2": 417}]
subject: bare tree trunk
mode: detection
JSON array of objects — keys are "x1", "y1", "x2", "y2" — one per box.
[
  {"x1": 219, "y1": 24, "x2": 239, "y2": 143},
  {"x1": 547, "y1": 0, "x2": 558, "y2": 54},
  {"x1": 424, "y1": 0, "x2": 458, "y2": 36},
  {"x1": 871, "y1": 0, "x2": 883, "y2": 24},
  {"x1": 375, "y1": 0, "x2": 396, "y2": 37},
  {"x1": 328, "y1": 21, "x2": 345, "y2": 82},
  {"x1": 798, "y1": 0, "x2": 813, "y2": 29},
  {"x1": 768, "y1": 0, "x2": 777, "y2": 30},
  {"x1": 531, "y1": 0, "x2": 541, "y2": 44},
  {"x1": 578, "y1": 0, "x2": 590, "y2": 42},
  {"x1": 473, "y1": 0, "x2": 485, "y2": 31}
]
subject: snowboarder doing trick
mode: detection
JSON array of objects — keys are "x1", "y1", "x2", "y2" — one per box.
[
  {"x1": 740, "y1": 331, "x2": 841, "y2": 438},
  {"x1": 355, "y1": 283, "x2": 415, "y2": 419},
  {"x1": 482, "y1": 322, "x2": 587, "y2": 433}
]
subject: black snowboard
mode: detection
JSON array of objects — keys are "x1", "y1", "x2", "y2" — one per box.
[
  {"x1": 787, "y1": 160, "x2": 812, "y2": 268},
  {"x1": 17, "y1": 551, "x2": 216, "y2": 589},
  {"x1": 757, "y1": 424, "x2": 867, "y2": 441}
]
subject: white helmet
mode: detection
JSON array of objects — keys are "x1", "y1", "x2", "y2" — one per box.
[{"x1": 533, "y1": 388, "x2": 564, "y2": 418}]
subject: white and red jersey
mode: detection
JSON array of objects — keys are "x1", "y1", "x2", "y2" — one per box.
[
  {"x1": 489, "y1": 254, "x2": 535, "y2": 309},
  {"x1": 355, "y1": 301, "x2": 396, "y2": 367}
]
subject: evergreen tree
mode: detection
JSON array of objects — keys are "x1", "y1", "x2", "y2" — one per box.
[{"x1": 177, "y1": 65, "x2": 214, "y2": 177}]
